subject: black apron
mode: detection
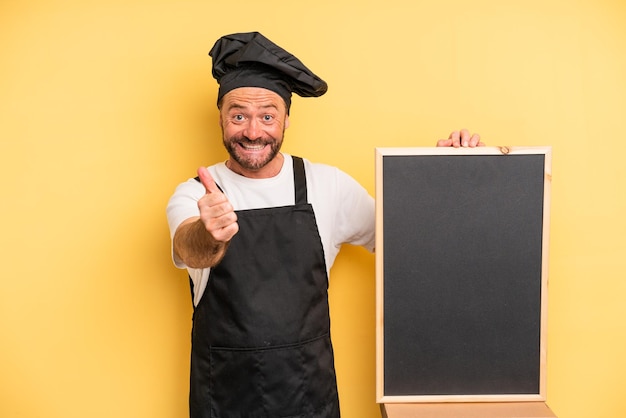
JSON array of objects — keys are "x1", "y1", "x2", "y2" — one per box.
[{"x1": 189, "y1": 157, "x2": 340, "y2": 418}]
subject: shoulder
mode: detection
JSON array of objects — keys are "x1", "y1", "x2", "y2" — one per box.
[
  {"x1": 301, "y1": 157, "x2": 349, "y2": 179},
  {"x1": 301, "y1": 158, "x2": 363, "y2": 191}
]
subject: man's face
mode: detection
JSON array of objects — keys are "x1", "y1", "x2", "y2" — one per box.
[{"x1": 219, "y1": 87, "x2": 290, "y2": 178}]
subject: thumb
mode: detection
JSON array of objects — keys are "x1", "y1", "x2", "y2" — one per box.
[{"x1": 197, "y1": 166, "x2": 220, "y2": 194}]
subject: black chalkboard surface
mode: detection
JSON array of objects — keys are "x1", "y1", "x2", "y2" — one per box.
[{"x1": 375, "y1": 147, "x2": 552, "y2": 403}]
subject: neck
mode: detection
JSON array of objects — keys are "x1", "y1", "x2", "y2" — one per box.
[{"x1": 226, "y1": 153, "x2": 284, "y2": 179}]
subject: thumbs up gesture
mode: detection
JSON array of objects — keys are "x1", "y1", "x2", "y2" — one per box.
[{"x1": 197, "y1": 167, "x2": 239, "y2": 243}]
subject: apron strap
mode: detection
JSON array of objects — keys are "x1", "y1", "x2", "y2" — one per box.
[{"x1": 292, "y1": 156, "x2": 307, "y2": 205}]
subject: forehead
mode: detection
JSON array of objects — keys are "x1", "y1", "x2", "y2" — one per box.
[{"x1": 221, "y1": 87, "x2": 287, "y2": 112}]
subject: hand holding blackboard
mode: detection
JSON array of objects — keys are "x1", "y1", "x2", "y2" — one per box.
[{"x1": 436, "y1": 129, "x2": 485, "y2": 148}]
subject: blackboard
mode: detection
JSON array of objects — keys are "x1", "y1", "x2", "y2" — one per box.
[{"x1": 375, "y1": 147, "x2": 552, "y2": 403}]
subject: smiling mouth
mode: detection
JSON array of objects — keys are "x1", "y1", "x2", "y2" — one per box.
[{"x1": 240, "y1": 142, "x2": 267, "y2": 151}]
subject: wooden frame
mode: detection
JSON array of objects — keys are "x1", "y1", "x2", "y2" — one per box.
[{"x1": 375, "y1": 146, "x2": 552, "y2": 404}]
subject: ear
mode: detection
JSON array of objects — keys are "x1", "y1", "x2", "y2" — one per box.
[{"x1": 284, "y1": 115, "x2": 290, "y2": 129}]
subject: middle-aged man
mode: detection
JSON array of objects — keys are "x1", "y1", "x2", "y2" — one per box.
[{"x1": 167, "y1": 31, "x2": 483, "y2": 418}]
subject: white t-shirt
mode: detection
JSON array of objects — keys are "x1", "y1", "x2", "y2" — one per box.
[{"x1": 166, "y1": 154, "x2": 375, "y2": 306}]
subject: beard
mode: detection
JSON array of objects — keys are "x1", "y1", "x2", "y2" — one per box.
[{"x1": 222, "y1": 132, "x2": 284, "y2": 171}]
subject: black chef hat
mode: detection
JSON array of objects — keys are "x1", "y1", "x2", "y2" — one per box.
[{"x1": 209, "y1": 32, "x2": 328, "y2": 113}]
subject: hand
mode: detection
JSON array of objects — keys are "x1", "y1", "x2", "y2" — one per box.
[
  {"x1": 436, "y1": 129, "x2": 484, "y2": 148},
  {"x1": 197, "y1": 167, "x2": 239, "y2": 242}
]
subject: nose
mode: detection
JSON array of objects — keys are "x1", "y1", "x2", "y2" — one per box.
[{"x1": 243, "y1": 118, "x2": 262, "y2": 140}]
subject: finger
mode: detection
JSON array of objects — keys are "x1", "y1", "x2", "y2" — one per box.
[
  {"x1": 212, "y1": 219, "x2": 240, "y2": 242},
  {"x1": 460, "y1": 128, "x2": 472, "y2": 147},
  {"x1": 197, "y1": 195, "x2": 238, "y2": 241},
  {"x1": 198, "y1": 194, "x2": 231, "y2": 217},
  {"x1": 449, "y1": 131, "x2": 461, "y2": 148},
  {"x1": 197, "y1": 166, "x2": 220, "y2": 194},
  {"x1": 205, "y1": 204, "x2": 239, "y2": 242},
  {"x1": 436, "y1": 138, "x2": 453, "y2": 147},
  {"x1": 469, "y1": 133, "x2": 482, "y2": 147}
]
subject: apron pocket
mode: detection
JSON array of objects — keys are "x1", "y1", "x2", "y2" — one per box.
[
  {"x1": 261, "y1": 334, "x2": 338, "y2": 416},
  {"x1": 209, "y1": 348, "x2": 263, "y2": 416},
  {"x1": 209, "y1": 334, "x2": 337, "y2": 417}
]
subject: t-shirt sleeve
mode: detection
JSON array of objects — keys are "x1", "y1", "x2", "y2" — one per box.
[
  {"x1": 166, "y1": 178, "x2": 205, "y2": 268},
  {"x1": 333, "y1": 169, "x2": 376, "y2": 252},
  {"x1": 307, "y1": 162, "x2": 375, "y2": 254}
]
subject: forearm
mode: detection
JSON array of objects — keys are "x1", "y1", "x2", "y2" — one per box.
[{"x1": 173, "y1": 217, "x2": 230, "y2": 268}]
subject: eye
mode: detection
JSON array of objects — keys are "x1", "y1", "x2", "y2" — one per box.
[
  {"x1": 263, "y1": 114, "x2": 274, "y2": 122},
  {"x1": 233, "y1": 114, "x2": 244, "y2": 122}
]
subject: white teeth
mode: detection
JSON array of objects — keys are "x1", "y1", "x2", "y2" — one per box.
[{"x1": 242, "y1": 144, "x2": 265, "y2": 150}]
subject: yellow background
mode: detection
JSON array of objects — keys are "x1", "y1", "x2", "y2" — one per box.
[{"x1": 1, "y1": 1, "x2": 625, "y2": 417}]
